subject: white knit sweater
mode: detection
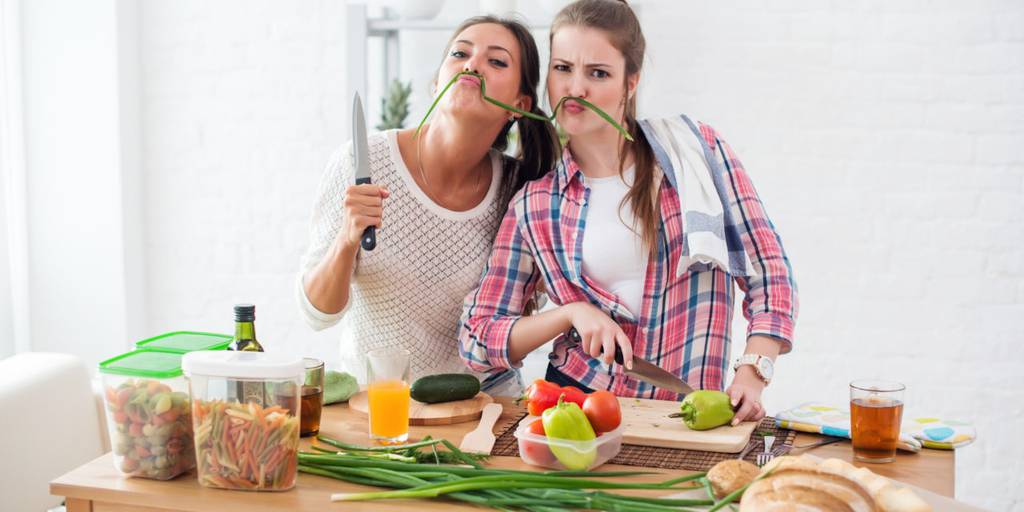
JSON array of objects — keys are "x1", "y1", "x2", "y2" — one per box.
[{"x1": 296, "y1": 130, "x2": 521, "y2": 394}]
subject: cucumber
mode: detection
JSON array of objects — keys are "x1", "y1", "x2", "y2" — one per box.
[{"x1": 410, "y1": 374, "x2": 481, "y2": 404}]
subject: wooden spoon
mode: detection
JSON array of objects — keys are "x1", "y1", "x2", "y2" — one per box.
[{"x1": 458, "y1": 403, "x2": 503, "y2": 454}]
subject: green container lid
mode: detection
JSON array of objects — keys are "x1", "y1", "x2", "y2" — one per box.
[
  {"x1": 98, "y1": 349, "x2": 185, "y2": 379},
  {"x1": 134, "y1": 331, "x2": 232, "y2": 353}
]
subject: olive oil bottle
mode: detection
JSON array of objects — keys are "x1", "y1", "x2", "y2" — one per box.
[
  {"x1": 229, "y1": 304, "x2": 263, "y2": 352},
  {"x1": 228, "y1": 304, "x2": 265, "y2": 403}
]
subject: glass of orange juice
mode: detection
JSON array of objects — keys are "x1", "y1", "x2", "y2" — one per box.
[{"x1": 366, "y1": 348, "x2": 411, "y2": 444}]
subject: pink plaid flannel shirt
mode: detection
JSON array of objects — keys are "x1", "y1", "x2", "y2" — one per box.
[{"x1": 459, "y1": 121, "x2": 798, "y2": 399}]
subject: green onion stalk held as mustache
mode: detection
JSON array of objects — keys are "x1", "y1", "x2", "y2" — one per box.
[{"x1": 415, "y1": 71, "x2": 634, "y2": 142}]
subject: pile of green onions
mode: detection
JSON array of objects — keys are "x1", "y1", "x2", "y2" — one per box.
[
  {"x1": 298, "y1": 435, "x2": 758, "y2": 511},
  {"x1": 415, "y1": 71, "x2": 635, "y2": 142}
]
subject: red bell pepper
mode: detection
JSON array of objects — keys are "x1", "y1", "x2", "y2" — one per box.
[
  {"x1": 559, "y1": 385, "x2": 588, "y2": 409},
  {"x1": 521, "y1": 379, "x2": 589, "y2": 416},
  {"x1": 521, "y1": 379, "x2": 562, "y2": 416}
]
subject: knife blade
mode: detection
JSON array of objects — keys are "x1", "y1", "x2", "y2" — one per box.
[
  {"x1": 567, "y1": 327, "x2": 695, "y2": 396},
  {"x1": 352, "y1": 93, "x2": 376, "y2": 251}
]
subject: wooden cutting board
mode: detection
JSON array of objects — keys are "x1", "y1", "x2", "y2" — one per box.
[
  {"x1": 618, "y1": 397, "x2": 759, "y2": 452},
  {"x1": 348, "y1": 391, "x2": 493, "y2": 426}
]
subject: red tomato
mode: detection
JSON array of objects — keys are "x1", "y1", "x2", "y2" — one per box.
[
  {"x1": 528, "y1": 419, "x2": 546, "y2": 436},
  {"x1": 520, "y1": 419, "x2": 555, "y2": 466},
  {"x1": 582, "y1": 390, "x2": 622, "y2": 433}
]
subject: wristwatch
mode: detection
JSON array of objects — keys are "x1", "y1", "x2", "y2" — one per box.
[{"x1": 733, "y1": 354, "x2": 774, "y2": 384}]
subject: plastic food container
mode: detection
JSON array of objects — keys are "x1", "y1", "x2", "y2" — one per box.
[
  {"x1": 135, "y1": 331, "x2": 232, "y2": 353},
  {"x1": 514, "y1": 416, "x2": 624, "y2": 471},
  {"x1": 182, "y1": 351, "x2": 304, "y2": 491},
  {"x1": 98, "y1": 349, "x2": 196, "y2": 480}
]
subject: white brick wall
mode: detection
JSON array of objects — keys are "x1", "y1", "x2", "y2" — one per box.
[
  {"x1": 635, "y1": 2, "x2": 1024, "y2": 509},
  {"x1": 140, "y1": 0, "x2": 348, "y2": 366},
  {"x1": 138, "y1": 1, "x2": 1022, "y2": 509}
]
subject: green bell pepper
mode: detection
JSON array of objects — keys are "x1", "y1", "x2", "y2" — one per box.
[
  {"x1": 541, "y1": 396, "x2": 597, "y2": 470},
  {"x1": 678, "y1": 390, "x2": 735, "y2": 430}
]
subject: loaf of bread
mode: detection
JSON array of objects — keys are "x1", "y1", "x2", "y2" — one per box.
[{"x1": 738, "y1": 455, "x2": 932, "y2": 512}]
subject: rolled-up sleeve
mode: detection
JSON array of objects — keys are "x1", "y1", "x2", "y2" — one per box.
[
  {"x1": 295, "y1": 273, "x2": 348, "y2": 331},
  {"x1": 458, "y1": 194, "x2": 540, "y2": 374},
  {"x1": 296, "y1": 142, "x2": 354, "y2": 331},
  {"x1": 706, "y1": 126, "x2": 798, "y2": 353}
]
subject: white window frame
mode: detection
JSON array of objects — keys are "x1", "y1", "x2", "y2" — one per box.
[{"x1": 0, "y1": 0, "x2": 31, "y2": 354}]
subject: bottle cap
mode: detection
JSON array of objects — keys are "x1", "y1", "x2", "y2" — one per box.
[{"x1": 234, "y1": 304, "x2": 255, "y2": 322}]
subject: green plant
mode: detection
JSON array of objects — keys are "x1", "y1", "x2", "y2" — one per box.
[{"x1": 377, "y1": 80, "x2": 413, "y2": 130}]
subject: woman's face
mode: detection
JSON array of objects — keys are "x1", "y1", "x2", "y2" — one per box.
[
  {"x1": 436, "y1": 23, "x2": 530, "y2": 123},
  {"x1": 547, "y1": 25, "x2": 636, "y2": 138}
]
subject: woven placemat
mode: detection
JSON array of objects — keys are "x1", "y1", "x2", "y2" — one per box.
[{"x1": 491, "y1": 401, "x2": 795, "y2": 472}]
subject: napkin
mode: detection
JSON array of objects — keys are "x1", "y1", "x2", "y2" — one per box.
[{"x1": 774, "y1": 403, "x2": 975, "y2": 451}]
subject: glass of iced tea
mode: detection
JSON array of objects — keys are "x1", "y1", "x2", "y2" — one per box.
[
  {"x1": 300, "y1": 358, "x2": 325, "y2": 437},
  {"x1": 850, "y1": 380, "x2": 905, "y2": 463},
  {"x1": 366, "y1": 348, "x2": 410, "y2": 444}
]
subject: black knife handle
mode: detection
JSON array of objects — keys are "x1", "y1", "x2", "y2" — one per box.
[
  {"x1": 355, "y1": 177, "x2": 377, "y2": 251},
  {"x1": 567, "y1": 327, "x2": 625, "y2": 365}
]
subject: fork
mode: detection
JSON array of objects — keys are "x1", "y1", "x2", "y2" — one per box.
[
  {"x1": 736, "y1": 437, "x2": 759, "y2": 461},
  {"x1": 755, "y1": 435, "x2": 776, "y2": 467}
]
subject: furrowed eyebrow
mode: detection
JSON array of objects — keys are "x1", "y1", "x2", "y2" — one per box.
[{"x1": 552, "y1": 58, "x2": 611, "y2": 68}]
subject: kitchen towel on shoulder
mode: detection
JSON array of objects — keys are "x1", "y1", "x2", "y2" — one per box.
[
  {"x1": 775, "y1": 402, "x2": 976, "y2": 451},
  {"x1": 638, "y1": 115, "x2": 758, "y2": 279}
]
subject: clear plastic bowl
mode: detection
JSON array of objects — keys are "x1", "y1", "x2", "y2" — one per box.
[
  {"x1": 98, "y1": 349, "x2": 195, "y2": 480},
  {"x1": 514, "y1": 416, "x2": 624, "y2": 471}
]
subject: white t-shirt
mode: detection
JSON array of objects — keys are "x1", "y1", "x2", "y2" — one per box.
[{"x1": 580, "y1": 166, "x2": 648, "y2": 318}]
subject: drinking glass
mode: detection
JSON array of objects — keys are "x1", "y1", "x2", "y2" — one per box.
[
  {"x1": 850, "y1": 380, "x2": 905, "y2": 463},
  {"x1": 366, "y1": 348, "x2": 411, "y2": 444},
  {"x1": 300, "y1": 358, "x2": 324, "y2": 437}
]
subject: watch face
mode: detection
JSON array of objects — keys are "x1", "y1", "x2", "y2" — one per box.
[{"x1": 758, "y1": 358, "x2": 774, "y2": 381}]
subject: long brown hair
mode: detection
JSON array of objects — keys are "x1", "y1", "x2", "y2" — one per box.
[
  {"x1": 551, "y1": 0, "x2": 660, "y2": 251},
  {"x1": 440, "y1": 16, "x2": 560, "y2": 205}
]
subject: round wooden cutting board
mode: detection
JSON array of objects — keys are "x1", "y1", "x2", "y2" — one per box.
[{"x1": 348, "y1": 391, "x2": 494, "y2": 426}]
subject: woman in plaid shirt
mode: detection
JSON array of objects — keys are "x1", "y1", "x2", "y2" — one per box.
[{"x1": 459, "y1": 0, "x2": 798, "y2": 425}]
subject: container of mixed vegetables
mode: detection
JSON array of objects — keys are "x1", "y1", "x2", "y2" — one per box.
[
  {"x1": 182, "y1": 351, "x2": 305, "y2": 491},
  {"x1": 98, "y1": 349, "x2": 196, "y2": 480},
  {"x1": 514, "y1": 380, "x2": 625, "y2": 471}
]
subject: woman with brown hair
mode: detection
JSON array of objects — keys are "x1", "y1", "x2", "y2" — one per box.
[
  {"x1": 460, "y1": 0, "x2": 797, "y2": 423},
  {"x1": 297, "y1": 16, "x2": 558, "y2": 395}
]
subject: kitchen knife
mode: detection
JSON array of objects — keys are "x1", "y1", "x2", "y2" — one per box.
[
  {"x1": 352, "y1": 93, "x2": 376, "y2": 251},
  {"x1": 567, "y1": 327, "x2": 695, "y2": 396}
]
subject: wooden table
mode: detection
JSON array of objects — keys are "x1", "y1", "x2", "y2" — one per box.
[{"x1": 51, "y1": 397, "x2": 956, "y2": 511}]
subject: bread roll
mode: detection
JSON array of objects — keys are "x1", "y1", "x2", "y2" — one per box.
[{"x1": 707, "y1": 459, "x2": 761, "y2": 498}]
